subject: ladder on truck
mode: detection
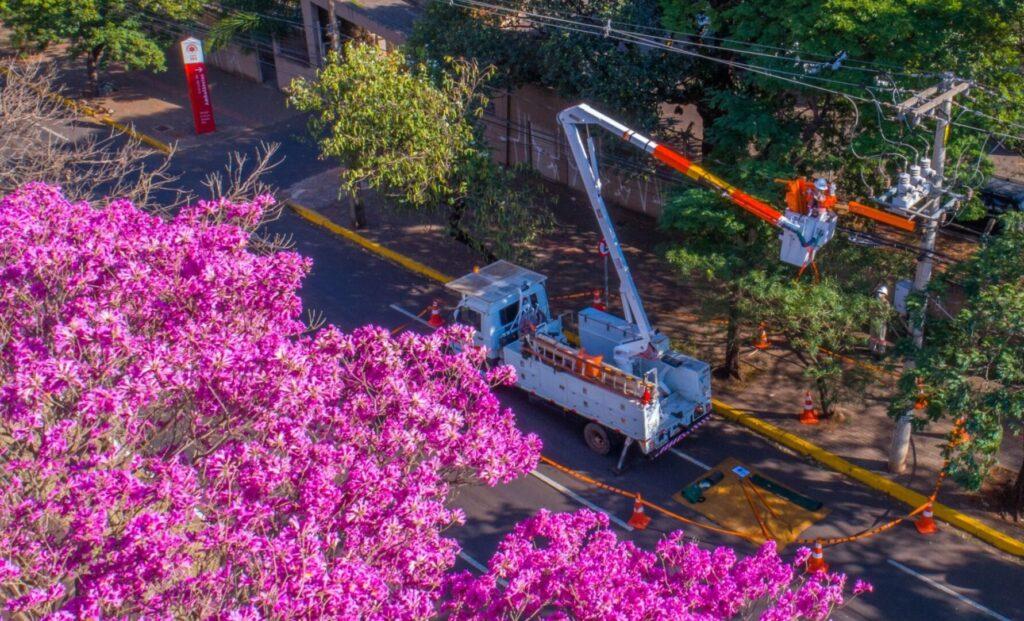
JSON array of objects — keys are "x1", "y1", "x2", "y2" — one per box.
[{"x1": 523, "y1": 332, "x2": 655, "y2": 401}]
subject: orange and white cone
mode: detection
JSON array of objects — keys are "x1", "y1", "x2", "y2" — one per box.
[
  {"x1": 627, "y1": 494, "x2": 651, "y2": 530},
  {"x1": 754, "y1": 324, "x2": 770, "y2": 350},
  {"x1": 805, "y1": 542, "x2": 829, "y2": 573},
  {"x1": 592, "y1": 289, "x2": 607, "y2": 312},
  {"x1": 427, "y1": 300, "x2": 444, "y2": 329},
  {"x1": 915, "y1": 502, "x2": 939, "y2": 535},
  {"x1": 799, "y1": 391, "x2": 820, "y2": 425}
]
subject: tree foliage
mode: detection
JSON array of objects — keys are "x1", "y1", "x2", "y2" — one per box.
[
  {"x1": 289, "y1": 43, "x2": 549, "y2": 262},
  {"x1": 0, "y1": 0, "x2": 203, "y2": 92},
  {"x1": 740, "y1": 274, "x2": 884, "y2": 415},
  {"x1": 409, "y1": 0, "x2": 690, "y2": 129},
  {"x1": 891, "y1": 213, "x2": 1024, "y2": 515}
]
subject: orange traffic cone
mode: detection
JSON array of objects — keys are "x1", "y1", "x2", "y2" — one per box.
[
  {"x1": 754, "y1": 324, "x2": 770, "y2": 350},
  {"x1": 627, "y1": 495, "x2": 651, "y2": 530},
  {"x1": 427, "y1": 301, "x2": 444, "y2": 329},
  {"x1": 799, "y1": 391, "x2": 820, "y2": 425},
  {"x1": 914, "y1": 377, "x2": 927, "y2": 410},
  {"x1": 592, "y1": 290, "x2": 606, "y2": 312},
  {"x1": 915, "y1": 502, "x2": 939, "y2": 535},
  {"x1": 805, "y1": 542, "x2": 829, "y2": 573}
]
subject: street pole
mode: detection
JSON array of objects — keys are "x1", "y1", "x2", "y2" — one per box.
[
  {"x1": 887, "y1": 78, "x2": 958, "y2": 473},
  {"x1": 327, "y1": 2, "x2": 340, "y2": 54}
]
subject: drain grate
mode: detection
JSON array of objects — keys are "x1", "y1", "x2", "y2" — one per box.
[{"x1": 154, "y1": 124, "x2": 172, "y2": 132}]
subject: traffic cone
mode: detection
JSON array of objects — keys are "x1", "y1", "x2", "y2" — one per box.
[
  {"x1": 427, "y1": 301, "x2": 444, "y2": 329},
  {"x1": 805, "y1": 542, "x2": 829, "y2": 574},
  {"x1": 754, "y1": 324, "x2": 770, "y2": 350},
  {"x1": 914, "y1": 377, "x2": 927, "y2": 410},
  {"x1": 627, "y1": 494, "x2": 651, "y2": 530},
  {"x1": 915, "y1": 502, "x2": 939, "y2": 535},
  {"x1": 592, "y1": 289, "x2": 606, "y2": 312},
  {"x1": 799, "y1": 391, "x2": 820, "y2": 425}
]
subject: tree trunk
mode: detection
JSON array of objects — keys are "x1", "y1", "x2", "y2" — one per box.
[
  {"x1": 447, "y1": 199, "x2": 497, "y2": 262},
  {"x1": 888, "y1": 412, "x2": 913, "y2": 473},
  {"x1": 85, "y1": 46, "x2": 103, "y2": 96},
  {"x1": 349, "y1": 191, "x2": 367, "y2": 229},
  {"x1": 716, "y1": 289, "x2": 742, "y2": 380},
  {"x1": 815, "y1": 376, "x2": 831, "y2": 417},
  {"x1": 1010, "y1": 434, "x2": 1024, "y2": 521}
]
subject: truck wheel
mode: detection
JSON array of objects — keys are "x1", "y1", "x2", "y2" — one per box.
[{"x1": 583, "y1": 423, "x2": 612, "y2": 455}]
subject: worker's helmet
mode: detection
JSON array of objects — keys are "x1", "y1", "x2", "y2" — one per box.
[
  {"x1": 813, "y1": 178, "x2": 829, "y2": 192},
  {"x1": 875, "y1": 284, "x2": 889, "y2": 298}
]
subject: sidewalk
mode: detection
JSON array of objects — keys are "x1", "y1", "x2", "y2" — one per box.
[{"x1": 20, "y1": 40, "x2": 1023, "y2": 545}]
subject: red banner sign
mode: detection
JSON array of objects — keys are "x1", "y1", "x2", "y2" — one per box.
[{"x1": 181, "y1": 38, "x2": 216, "y2": 135}]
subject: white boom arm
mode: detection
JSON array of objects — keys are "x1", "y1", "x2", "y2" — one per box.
[{"x1": 558, "y1": 105, "x2": 657, "y2": 359}]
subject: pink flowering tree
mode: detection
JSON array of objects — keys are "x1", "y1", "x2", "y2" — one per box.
[
  {"x1": 444, "y1": 510, "x2": 870, "y2": 620},
  {"x1": 0, "y1": 183, "x2": 539, "y2": 618},
  {"x1": 0, "y1": 184, "x2": 864, "y2": 619}
]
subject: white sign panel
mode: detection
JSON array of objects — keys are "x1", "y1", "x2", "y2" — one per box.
[{"x1": 181, "y1": 37, "x2": 205, "y2": 65}]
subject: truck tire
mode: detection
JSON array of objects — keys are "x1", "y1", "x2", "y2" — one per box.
[{"x1": 583, "y1": 422, "x2": 612, "y2": 455}]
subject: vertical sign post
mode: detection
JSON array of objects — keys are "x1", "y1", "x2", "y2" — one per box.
[{"x1": 181, "y1": 37, "x2": 216, "y2": 135}]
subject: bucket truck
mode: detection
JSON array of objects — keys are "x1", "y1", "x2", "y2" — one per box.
[{"x1": 445, "y1": 105, "x2": 839, "y2": 469}]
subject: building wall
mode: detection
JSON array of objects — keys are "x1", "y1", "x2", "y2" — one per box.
[
  {"x1": 484, "y1": 84, "x2": 702, "y2": 218},
  {"x1": 206, "y1": 42, "x2": 263, "y2": 82}
]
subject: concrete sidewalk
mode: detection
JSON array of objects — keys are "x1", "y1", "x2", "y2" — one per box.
[{"x1": 23, "y1": 39, "x2": 1023, "y2": 546}]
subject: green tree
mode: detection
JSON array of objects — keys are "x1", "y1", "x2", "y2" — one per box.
[
  {"x1": 659, "y1": 0, "x2": 1024, "y2": 199},
  {"x1": 892, "y1": 213, "x2": 1024, "y2": 517},
  {"x1": 207, "y1": 0, "x2": 300, "y2": 54},
  {"x1": 0, "y1": 0, "x2": 203, "y2": 94},
  {"x1": 288, "y1": 43, "x2": 548, "y2": 261},
  {"x1": 661, "y1": 187, "x2": 776, "y2": 379},
  {"x1": 740, "y1": 273, "x2": 884, "y2": 415}
]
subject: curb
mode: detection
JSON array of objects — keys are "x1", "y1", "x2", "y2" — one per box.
[
  {"x1": 0, "y1": 65, "x2": 173, "y2": 154},
  {"x1": 713, "y1": 400, "x2": 1024, "y2": 558},
  {"x1": 285, "y1": 200, "x2": 454, "y2": 284},
  {"x1": 289, "y1": 200, "x2": 1024, "y2": 559}
]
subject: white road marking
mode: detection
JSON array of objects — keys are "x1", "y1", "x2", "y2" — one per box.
[
  {"x1": 458, "y1": 551, "x2": 488, "y2": 574},
  {"x1": 671, "y1": 448, "x2": 711, "y2": 471},
  {"x1": 389, "y1": 304, "x2": 430, "y2": 328},
  {"x1": 39, "y1": 124, "x2": 70, "y2": 142},
  {"x1": 887, "y1": 559, "x2": 1012, "y2": 621},
  {"x1": 529, "y1": 469, "x2": 634, "y2": 531}
]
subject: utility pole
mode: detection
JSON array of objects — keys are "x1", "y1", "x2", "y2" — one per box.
[{"x1": 884, "y1": 73, "x2": 969, "y2": 473}]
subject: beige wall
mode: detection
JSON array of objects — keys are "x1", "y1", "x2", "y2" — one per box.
[
  {"x1": 206, "y1": 42, "x2": 263, "y2": 82},
  {"x1": 484, "y1": 84, "x2": 702, "y2": 218}
]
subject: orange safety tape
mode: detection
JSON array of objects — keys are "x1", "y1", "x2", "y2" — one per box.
[
  {"x1": 740, "y1": 478, "x2": 777, "y2": 542},
  {"x1": 540, "y1": 432, "x2": 958, "y2": 550}
]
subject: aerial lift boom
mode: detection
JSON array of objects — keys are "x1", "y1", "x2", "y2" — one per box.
[{"x1": 558, "y1": 104, "x2": 838, "y2": 292}]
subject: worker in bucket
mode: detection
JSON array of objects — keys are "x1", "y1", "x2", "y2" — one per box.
[{"x1": 805, "y1": 178, "x2": 835, "y2": 218}]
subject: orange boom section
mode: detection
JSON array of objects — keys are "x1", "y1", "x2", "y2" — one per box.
[{"x1": 651, "y1": 144, "x2": 783, "y2": 227}]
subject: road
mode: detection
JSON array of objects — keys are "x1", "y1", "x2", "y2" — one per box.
[{"x1": 57, "y1": 96, "x2": 1023, "y2": 620}]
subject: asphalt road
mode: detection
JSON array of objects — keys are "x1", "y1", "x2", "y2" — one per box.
[
  {"x1": 259, "y1": 208, "x2": 1023, "y2": 621},
  {"x1": 58, "y1": 105, "x2": 1022, "y2": 620}
]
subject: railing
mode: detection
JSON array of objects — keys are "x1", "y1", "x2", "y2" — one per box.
[{"x1": 522, "y1": 332, "x2": 653, "y2": 400}]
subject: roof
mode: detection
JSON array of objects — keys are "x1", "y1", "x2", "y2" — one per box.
[
  {"x1": 982, "y1": 176, "x2": 1024, "y2": 200},
  {"x1": 445, "y1": 261, "x2": 547, "y2": 304},
  {"x1": 336, "y1": 0, "x2": 421, "y2": 42}
]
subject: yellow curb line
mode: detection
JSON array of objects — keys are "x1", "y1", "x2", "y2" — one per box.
[
  {"x1": 0, "y1": 66, "x2": 173, "y2": 154},
  {"x1": 285, "y1": 200, "x2": 454, "y2": 284},
  {"x1": 713, "y1": 399, "x2": 1024, "y2": 558},
  {"x1": 288, "y1": 199, "x2": 1024, "y2": 559}
]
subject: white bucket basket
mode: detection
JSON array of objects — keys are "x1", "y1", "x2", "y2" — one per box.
[{"x1": 778, "y1": 210, "x2": 839, "y2": 267}]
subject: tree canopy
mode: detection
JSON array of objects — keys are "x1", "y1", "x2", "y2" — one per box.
[
  {"x1": 0, "y1": 0, "x2": 203, "y2": 91},
  {"x1": 289, "y1": 43, "x2": 550, "y2": 261}
]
